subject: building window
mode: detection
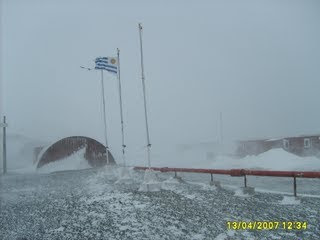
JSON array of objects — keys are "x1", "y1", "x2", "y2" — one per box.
[
  {"x1": 242, "y1": 143, "x2": 246, "y2": 151},
  {"x1": 304, "y1": 138, "x2": 311, "y2": 148},
  {"x1": 283, "y1": 139, "x2": 289, "y2": 149}
]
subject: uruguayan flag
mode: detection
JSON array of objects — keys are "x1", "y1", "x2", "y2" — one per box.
[{"x1": 95, "y1": 57, "x2": 118, "y2": 74}]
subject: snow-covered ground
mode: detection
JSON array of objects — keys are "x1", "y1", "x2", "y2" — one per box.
[
  {"x1": 1, "y1": 134, "x2": 319, "y2": 197},
  {"x1": 1, "y1": 168, "x2": 319, "y2": 240},
  {"x1": 1, "y1": 137, "x2": 320, "y2": 239}
]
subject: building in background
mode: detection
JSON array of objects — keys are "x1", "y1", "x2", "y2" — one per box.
[{"x1": 236, "y1": 134, "x2": 320, "y2": 158}]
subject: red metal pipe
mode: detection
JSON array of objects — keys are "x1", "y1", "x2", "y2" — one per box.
[{"x1": 133, "y1": 166, "x2": 320, "y2": 178}]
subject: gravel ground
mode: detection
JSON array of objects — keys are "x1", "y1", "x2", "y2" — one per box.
[{"x1": 1, "y1": 167, "x2": 319, "y2": 240}]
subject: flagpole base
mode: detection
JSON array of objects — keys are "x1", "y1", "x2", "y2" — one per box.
[
  {"x1": 138, "y1": 169, "x2": 161, "y2": 192},
  {"x1": 115, "y1": 166, "x2": 135, "y2": 184}
]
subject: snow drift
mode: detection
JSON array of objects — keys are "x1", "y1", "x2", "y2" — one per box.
[
  {"x1": 211, "y1": 148, "x2": 320, "y2": 171},
  {"x1": 37, "y1": 148, "x2": 91, "y2": 174},
  {"x1": 129, "y1": 147, "x2": 320, "y2": 171}
]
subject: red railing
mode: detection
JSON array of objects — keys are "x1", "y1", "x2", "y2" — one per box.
[
  {"x1": 134, "y1": 166, "x2": 320, "y2": 178},
  {"x1": 134, "y1": 166, "x2": 320, "y2": 196}
]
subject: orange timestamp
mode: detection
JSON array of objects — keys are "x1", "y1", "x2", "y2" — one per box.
[{"x1": 226, "y1": 221, "x2": 307, "y2": 230}]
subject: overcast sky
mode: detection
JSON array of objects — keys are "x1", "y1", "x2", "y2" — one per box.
[{"x1": 1, "y1": 0, "x2": 320, "y2": 157}]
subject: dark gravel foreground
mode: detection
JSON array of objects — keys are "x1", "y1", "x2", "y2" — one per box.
[{"x1": 0, "y1": 168, "x2": 319, "y2": 240}]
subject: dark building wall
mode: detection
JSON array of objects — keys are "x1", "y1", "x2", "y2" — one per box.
[
  {"x1": 236, "y1": 135, "x2": 320, "y2": 158},
  {"x1": 37, "y1": 136, "x2": 115, "y2": 168},
  {"x1": 284, "y1": 136, "x2": 320, "y2": 157}
]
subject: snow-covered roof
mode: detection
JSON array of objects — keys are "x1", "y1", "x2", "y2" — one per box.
[{"x1": 237, "y1": 133, "x2": 320, "y2": 143}]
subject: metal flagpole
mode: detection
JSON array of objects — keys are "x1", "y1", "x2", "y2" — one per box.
[
  {"x1": 100, "y1": 70, "x2": 110, "y2": 165},
  {"x1": 117, "y1": 48, "x2": 126, "y2": 166},
  {"x1": 138, "y1": 23, "x2": 152, "y2": 169}
]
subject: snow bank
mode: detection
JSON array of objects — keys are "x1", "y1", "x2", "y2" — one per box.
[
  {"x1": 212, "y1": 149, "x2": 320, "y2": 171},
  {"x1": 37, "y1": 148, "x2": 91, "y2": 174},
  {"x1": 129, "y1": 147, "x2": 320, "y2": 171}
]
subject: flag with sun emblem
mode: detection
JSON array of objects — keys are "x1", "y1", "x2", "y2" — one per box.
[{"x1": 95, "y1": 57, "x2": 118, "y2": 74}]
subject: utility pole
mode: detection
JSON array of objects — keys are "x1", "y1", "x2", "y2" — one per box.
[
  {"x1": 1, "y1": 116, "x2": 7, "y2": 174},
  {"x1": 219, "y1": 112, "x2": 223, "y2": 144}
]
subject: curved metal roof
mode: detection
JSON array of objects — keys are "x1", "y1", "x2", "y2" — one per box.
[{"x1": 37, "y1": 136, "x2": 115, "y2": 168}]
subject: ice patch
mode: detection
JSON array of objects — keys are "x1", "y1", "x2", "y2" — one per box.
[{"x1": 279, "y1": 196, "x2": 301, "y2": 205}]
